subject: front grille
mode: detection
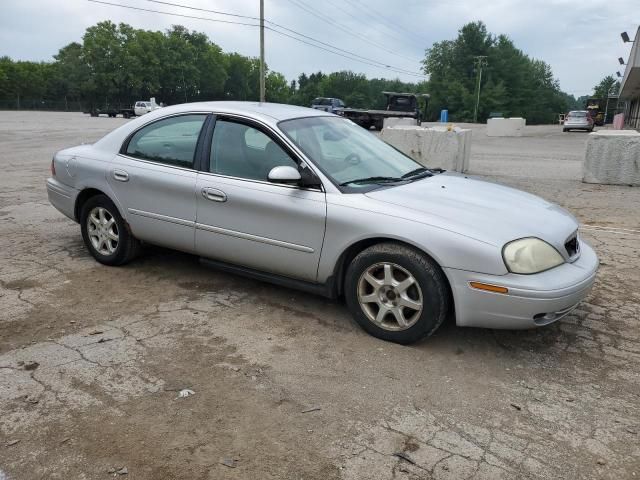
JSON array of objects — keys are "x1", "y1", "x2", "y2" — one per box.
[{"x1": 565, "y1": 233, "x2": 580, "y2": 258}]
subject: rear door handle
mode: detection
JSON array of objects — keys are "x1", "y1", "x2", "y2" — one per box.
[
  {"x1": 112, "y1": 169, "x2": 129, "y2": 182},
  {"x1": 201, "y1": 187, "x2": 227, "y2": 203}
]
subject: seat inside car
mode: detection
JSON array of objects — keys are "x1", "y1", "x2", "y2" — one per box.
[
  {"x1": 263, "y1": 140, "x2": 293, "y2": 175},
  {"x1": 212, "y1": 121, "x2": 256, "y2": 179}
]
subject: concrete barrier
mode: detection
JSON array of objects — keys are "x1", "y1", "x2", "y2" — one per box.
[
  {"x1": 486, "y1": 117, "x2": 526, "y2": 137},
  {"x1": 382, "y1": 117, "x2": 418, "y2": 129},
  {"x1": 583, "y1": 130, "x2": 640, "y2": 186},
  {"x1": 379, "y1": 125, "x2": 471, "y2": 173}
]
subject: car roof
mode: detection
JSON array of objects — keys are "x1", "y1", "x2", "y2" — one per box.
[
  {"x1": 92, "y1": 101, "x2": 334, "y2": 153},
  {"x1": 158, "y1": 101, "x2": 333, "y2": 122}
]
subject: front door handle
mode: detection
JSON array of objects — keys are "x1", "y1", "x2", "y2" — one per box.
[
  {"x1": 112, "y1": 169, "x2": 129, "y2": 182},
  {"x1": 201, "y1": 187, "x2": 227, "y2": 203}
]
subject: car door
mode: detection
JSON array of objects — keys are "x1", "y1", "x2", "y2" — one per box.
[
  {"x1": 108, "y1": 113, "x2": 209, "y2": 253},
  {"x1": 195, "y1": 116, "x2": 326, "y2": 283}
]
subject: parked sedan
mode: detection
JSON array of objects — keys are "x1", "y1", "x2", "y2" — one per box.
[
  {"x1": 563, "y1": 110, "x2": 594, "y2": 132},
  {"x1": 47, "y1": 102, "x2": 598, "y2": 344}
]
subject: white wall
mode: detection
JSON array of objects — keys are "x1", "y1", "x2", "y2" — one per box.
[
  {"x1": 380, "y1": 125, "x2": 471, "y2": 173},
  {"x1": 382, "y1": 117, "x2": 418, "y2": 129},
  {"x1": 583, "y1": 130, "x2": 640, "y2": 186}
]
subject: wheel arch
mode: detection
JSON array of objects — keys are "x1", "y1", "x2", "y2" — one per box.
[
  {"x1": 331, "y1": 237, "x2": 455, "y2": 314},
  {"x1": 74, "y1": 186, "x2": 126, "y2": 223}
]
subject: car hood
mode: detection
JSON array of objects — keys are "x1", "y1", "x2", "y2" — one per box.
[{"x1": 365, "y1": 172, "x2": 578, "y2": 253}]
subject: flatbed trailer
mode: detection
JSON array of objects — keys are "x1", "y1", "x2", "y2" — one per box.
[
  {"x1": 342, "y1": 92, "x2": 429, "y2": 130},
  {"x1": 85, "y1": 106, "x2": 135, "y2": 119}
]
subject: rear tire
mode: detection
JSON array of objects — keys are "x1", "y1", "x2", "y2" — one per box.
[
  {"x1": 80, "y1": 194, "x2": 140, "y2": 266},
  {"x1": 344, "y1": 243, "x2": 450, "y2": 344}
]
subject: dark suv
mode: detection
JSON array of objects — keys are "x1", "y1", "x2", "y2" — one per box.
[{"x1": 311, "y1": 97, "x2": 345, "y2": 115}]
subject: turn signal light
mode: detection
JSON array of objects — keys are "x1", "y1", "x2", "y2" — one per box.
[
  {"x1": 50, "y1": 158, "x2": 56, "y2": 176},
  {"x1": 469, "y1": 282, "x2": 509, "y2": 294}
]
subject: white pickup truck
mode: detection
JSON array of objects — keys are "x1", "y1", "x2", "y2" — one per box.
[{"x1": 134, "y1": 98, "x2": 162, "y2": 116}]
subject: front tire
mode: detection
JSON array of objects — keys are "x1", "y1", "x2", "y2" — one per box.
[
  {"x1": 80, "y1": 194, "x2": 140, "y2": 266},
  {"x1": 344, "y1": 243, "x2": 450, "y2": 344}
]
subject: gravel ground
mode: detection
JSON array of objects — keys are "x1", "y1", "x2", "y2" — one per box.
[{"x1": 1, "y1": 111, "x2": 639, "y2": 480}]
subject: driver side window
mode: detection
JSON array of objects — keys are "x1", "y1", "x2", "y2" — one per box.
[{"x1": 210, "y1": 120, "x2": 298, "y2": 181}]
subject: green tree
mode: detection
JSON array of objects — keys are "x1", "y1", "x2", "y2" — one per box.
[
  {"x1": 0, "y1": 19, "x2": 578, "y2": 120},
  {"x1": 322, "y1": 71, "x2": 368, "y2": 107},
  {"x1": 266, "y1": 71, "x2": 289, "y2": 103},
  {"x1": 422, "y1": 21, "x2": 568, "y2": 123},
  {"x1": 223, "y1": 53, "x2": 258, "y2": 100},
  {"x1": 593, "y1": 75, "x2": 620, "y2": 100}
]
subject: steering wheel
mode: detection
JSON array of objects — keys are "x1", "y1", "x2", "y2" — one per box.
[{"x1": 344, "y1": 153, "x2": 361, "y2": 165}]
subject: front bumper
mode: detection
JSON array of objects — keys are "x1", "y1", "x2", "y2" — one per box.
[
  {"x1": 445, "y1": 241, "x2": 599, "y2": 329},
  {"x1": 46, "y1": 177, "x2": 79, "y2": 221}
]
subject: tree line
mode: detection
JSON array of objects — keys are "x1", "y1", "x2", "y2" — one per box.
[
  {"x1": 0, "y1": 20, "x2": 612, "y2": 123},
  {"x1": 424, "y1": 22, "x2": 572, "y2": 124},
  {"x1": 0, "y1": 20, "x2": 421, "y2": 113}
]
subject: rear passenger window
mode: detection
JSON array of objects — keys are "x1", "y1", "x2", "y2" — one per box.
[{"x1": 125, "y1": 114, "x2": 206, "y2": 168}]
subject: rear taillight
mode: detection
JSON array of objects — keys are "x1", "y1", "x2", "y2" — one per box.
[{"x1": 50, "y1": 158, "x2": 56, "y2": 176}]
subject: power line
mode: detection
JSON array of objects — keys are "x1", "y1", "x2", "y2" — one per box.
[
  {"x1": 264, "y1": 26, "x2": 422, "y2": 77},
  {"x1": 283, "y1": 0, "x2": 421, "y2": 64},
  {"x1": 143, "y1": 0, "x2": 256, "y2": 21},
  {"x1": 265, "y1": 27, "x2": 424, "y2": 78},
  {"x1": 336, "y1": 0, "x2": 427, "y2": 50},
  {"x1": 347, "y1": 0, "x2": 429, "y2": 47},
  {"x1": 142, "y1": 0, "x2": 421, "y2": 75},
  {"x1": 87, "y1": 0, "x2": 426, "y2": 78},
  {"x1": 88, "y1": 0, "x2": 260, "y2": 27}
]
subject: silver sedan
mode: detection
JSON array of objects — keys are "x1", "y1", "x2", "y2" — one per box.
[
  {"x1": 563, "y1": 110, "x2": 594, "y2": 132},
  {"x1": 47, "y1": 102, "x2": 598, "y2": 344}
]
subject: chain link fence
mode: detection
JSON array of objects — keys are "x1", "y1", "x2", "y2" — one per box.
[{"x1": 0, "y1": 99, "x2": 88, "y2": 112}]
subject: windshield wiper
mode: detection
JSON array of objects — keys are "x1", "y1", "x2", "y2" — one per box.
[
  {"x1": 339, "y1": 176, "x2": 403, "y2": 186},
  {"x1": 401, "y1": 167, "x2": 429, "y2": 179},
  {"x1": 401, "y1": 167, "x2": 444, "y2": 180}
]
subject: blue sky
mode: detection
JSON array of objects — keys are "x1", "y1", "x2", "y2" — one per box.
[{"x1": 1, "y1": 0, "x2": 637, "y2": 96}]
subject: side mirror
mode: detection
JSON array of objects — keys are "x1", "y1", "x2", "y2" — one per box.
[{"x1": 268, "y1": 166, "x2": 301, "y2": 185}]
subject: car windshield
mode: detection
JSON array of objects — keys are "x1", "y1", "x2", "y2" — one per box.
[
  {"x1": 569, "y1": 111, "x2": 586, "y2": 117},
  {"x1": 279, "y1": 116, "x2": 426, "y2": 189}
]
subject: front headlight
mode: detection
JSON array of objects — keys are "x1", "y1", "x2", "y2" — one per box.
[{"x1": 503, "y1": 238, "x2": 564, "y2": 274}]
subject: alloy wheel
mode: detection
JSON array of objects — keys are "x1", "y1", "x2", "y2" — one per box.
[
  {"x1": 357, "y1": 262, "x2": 423, "y2": 331},
  {"x1": 86, "y1": 206, "x2": 119, "y2": 256}
]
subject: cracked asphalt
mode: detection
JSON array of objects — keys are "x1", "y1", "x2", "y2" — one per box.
[{"x1": 1, "y1": 112, "x2": 639, "y2": 479}]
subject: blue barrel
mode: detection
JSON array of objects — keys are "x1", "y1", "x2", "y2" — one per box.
[{"x1": 440, "y1": 109, "x2": 448, "y2": 123}]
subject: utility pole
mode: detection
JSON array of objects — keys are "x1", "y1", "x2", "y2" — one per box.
[
  {"x1": 603, "y1": 84, "x2": 617, "y2": 126},
  {"x1": 259, "y1": 0, "x2": 265, "y2": 103},
  {"x1": 473, "y1": 56, "x2": 487, "y2": 123}
]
